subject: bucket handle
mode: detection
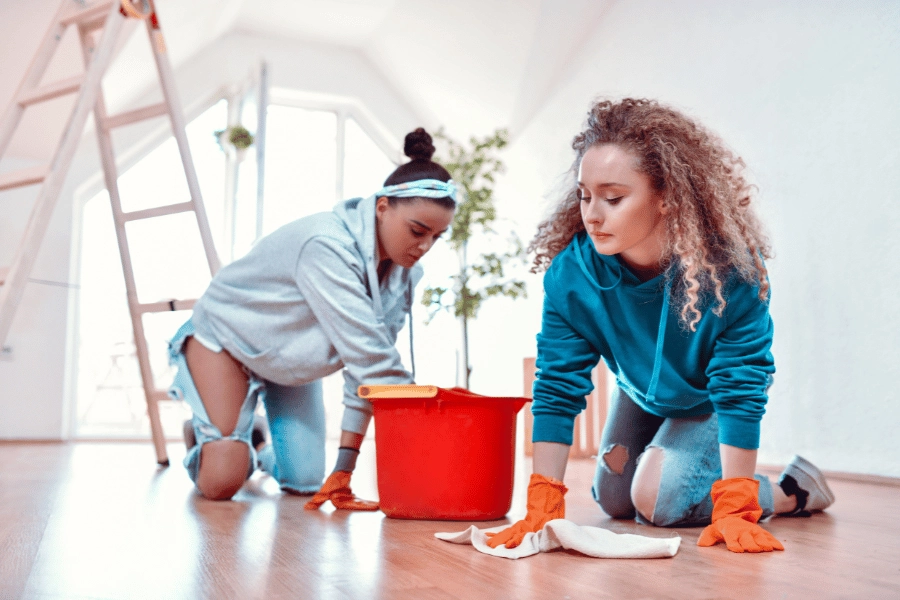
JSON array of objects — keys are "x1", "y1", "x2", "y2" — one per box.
[{"x1": 358, "y1": 384, "x2": 439, "y2": 399}]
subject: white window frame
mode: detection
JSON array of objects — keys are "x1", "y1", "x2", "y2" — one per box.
[{"x1": 267, "y1": 87, "x2": 403, "y2": 203}]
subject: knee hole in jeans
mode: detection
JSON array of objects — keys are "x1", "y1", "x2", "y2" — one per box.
[
  {"x1": 602, "y1": 444, "x2": 629, "y2": 475},
  {"x1": 631, "y1": 447, "x2": 664, "y2": 523}
]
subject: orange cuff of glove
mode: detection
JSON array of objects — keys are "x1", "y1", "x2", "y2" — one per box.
[
  {"x1": 710, "y1": 477, "x2": 765, "y2": 522},
  {"x1": 526, "y1": 473, "x2": 567, "y2": 517},
  {"x1": 697, "y1": 477, "x2": 784, "y2": 553},
  {"x1": 304, "y1": 470, "x2": 379, "y2": 511},
  {"x1": 485, "y1": 473, "x2": 567, "y2": 549}
]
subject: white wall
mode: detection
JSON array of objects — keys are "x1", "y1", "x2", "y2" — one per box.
[
  {"x1": 494, "y1": 0, "x2": 900, "y2": 477},
  {"x1": 0, "y1": 158, "x2": 77, "y2": 438},
  {"x1": 0, "y1": 32, "x2": 423, "y2": 439}
]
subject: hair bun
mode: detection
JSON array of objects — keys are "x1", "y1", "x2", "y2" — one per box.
[{"x1": 403, "y1": 127, "x2": 435, "y2": 161}]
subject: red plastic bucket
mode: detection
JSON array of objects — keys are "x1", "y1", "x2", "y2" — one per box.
[{"x1": 359, "y1": 385, "x2": 530, "y2": 520}]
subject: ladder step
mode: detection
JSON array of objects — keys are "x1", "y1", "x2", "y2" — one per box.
[
  {"x1": 60, "y1": 1, "x2": 116, "y2": 27},
  {"x1": 122, "y1": 201, "x2": 194, "y2": 222},
  {"x1": 0, "y1": 165, "x2": 50, "y2": 191},
  {"x1": 138, "y1": 299, "x2": 197, "y2": 314},
  {"x1": 150, "y1": 390, "x2": 171, "y2": 403},
  {"x1": 103, "y1": 102, "x2": 169, "y2": 130},
  {"x1": 18, "y1": 75, "x2": 85, "y2": 107}
]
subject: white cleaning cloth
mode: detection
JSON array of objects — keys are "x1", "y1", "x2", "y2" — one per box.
[{"x1": 435, "y1": 518, "x2": 680, "y2": 560}]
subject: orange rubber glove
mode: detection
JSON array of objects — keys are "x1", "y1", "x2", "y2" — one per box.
[
  {"x1": 485, "y1": 474, "x2": 567, "y2": 549},
  {"x1": 303, "y1": 470, "x2": 379, "y2": 511},
  {"x1": 697, "y1": 477, "x2": 785, "y2": 553}
]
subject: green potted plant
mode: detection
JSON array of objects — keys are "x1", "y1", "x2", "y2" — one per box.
[
  {"x1": 422, "y1": 128, "x2": 527, "y2": 389},
  {"x1": 214, "y1": 124, "x2": 254, "y2": 160}
]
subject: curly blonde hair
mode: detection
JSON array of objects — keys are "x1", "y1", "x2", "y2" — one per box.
[{"x1": 529, "y1": 98, "x2": 772, "y2": 330}]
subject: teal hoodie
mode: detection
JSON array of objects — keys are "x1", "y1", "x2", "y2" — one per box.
[
  {"x1": 191, "y1": 195, "x2": 421, "y2": 436},
  {"x1": 532, "y1": 232, "x2": 775, "y2": 450}
]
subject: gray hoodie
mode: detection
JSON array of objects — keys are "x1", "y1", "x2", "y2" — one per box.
[{"x1": 190, "y1": 195, "x2": 421, "y2": 435}]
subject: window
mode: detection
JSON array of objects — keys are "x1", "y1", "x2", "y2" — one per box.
[
  {"x1": 343, "y1": 116, "x2": 396, "y2": 201},
  {"x1": 257, "y1": 106, "x2": 338, "y2": 239}
]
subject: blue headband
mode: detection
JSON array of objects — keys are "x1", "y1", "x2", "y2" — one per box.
[{"x1": 376, "y1": 178, "x2": 458, "y2": 203}]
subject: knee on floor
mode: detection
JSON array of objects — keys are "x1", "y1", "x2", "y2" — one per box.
[{"x1": 196, "y1": 439, "x2": 251, "y2": 500}]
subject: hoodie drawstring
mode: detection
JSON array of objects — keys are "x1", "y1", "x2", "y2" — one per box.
[
  {"x1": 407, "y1": 278, "x2": 416, "y2": 379},
  {"x1": 366, "y1": 256, "x2": 385, "y2": 322},
  {"x1": 573, "y1": 236, "x2": 623, "y2": 292},
  {"x1": 645, "y1": 281, "x2": 670, "y2": 404}
]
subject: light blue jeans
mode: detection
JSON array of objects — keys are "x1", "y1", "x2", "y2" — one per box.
[
  {"x1": 168, "y1": 319, "x2": 326, "y2": 494},
  {"x1": 592, "y1": 388, "x2": 774, "y2": 527}
]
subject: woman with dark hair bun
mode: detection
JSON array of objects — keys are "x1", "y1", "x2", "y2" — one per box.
[
  {"x1": 382, "y1": 128, "x2": 456, "y2": 205},
  {"x1": 167, "y1": 128, "x2": 457, "y2": 505}
]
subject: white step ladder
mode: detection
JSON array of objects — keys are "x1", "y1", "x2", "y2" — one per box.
[{"x1": 0, "y1": 0, "x2": 221, "y2": 465}]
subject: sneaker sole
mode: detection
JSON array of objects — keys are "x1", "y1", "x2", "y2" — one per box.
[{"x1": 789, "y1": 455, "x2": 836, "y2": 508}]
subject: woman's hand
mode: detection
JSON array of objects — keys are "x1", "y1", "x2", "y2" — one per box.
[
  {"x1": 699, "y1": 444, "x2": 782, "y2": 552},
  {"x1": 304, "y1": 470, "x2": 379, "y2": 511},
  {"x1": 486, "y1": 474, "x2": 567, "y2": 548},
  {"x1": 697, "y1": 477, "x2": 784, "y2": 552},
  {"x1": 304, "y1": 430, "x2": 377, "y2": 510},
  {"x1": 486, "y1": 442, "x2": 570, "y2": 549}
]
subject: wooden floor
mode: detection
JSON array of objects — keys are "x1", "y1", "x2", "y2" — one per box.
[{"x1": 1, "y1": 442, "x2": 898, "y2": 600}]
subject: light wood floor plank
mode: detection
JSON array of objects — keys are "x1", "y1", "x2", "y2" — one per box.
[{"x1": 0, "y1": 441, "x2": 898, "y2": 600}]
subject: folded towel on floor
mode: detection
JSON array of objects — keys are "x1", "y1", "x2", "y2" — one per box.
[{"x1": 435, "y1": 518, "x2": 680, "y2": 560}]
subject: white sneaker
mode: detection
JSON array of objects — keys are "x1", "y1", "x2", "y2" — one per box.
[{"x1": 778, "y1": 455, "x2": 835, "y2": 515}]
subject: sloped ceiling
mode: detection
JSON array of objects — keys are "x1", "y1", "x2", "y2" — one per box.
[{"x1": 0, "y1": 0, "x2": 613, "y2": 161}]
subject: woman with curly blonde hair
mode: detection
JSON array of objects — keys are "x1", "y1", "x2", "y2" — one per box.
[{"x1": 487, "y1": 99, "x2": 834, "y2": 554}]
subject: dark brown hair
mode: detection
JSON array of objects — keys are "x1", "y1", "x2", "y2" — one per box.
[
  {"x1": 529, "y1": 98, "x2": 772, "y2": 330},
  {"x1": 383, "y1": 128, "x2": 455, "y2": 210}
]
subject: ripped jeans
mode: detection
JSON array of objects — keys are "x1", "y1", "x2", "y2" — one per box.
[
  {"x1": 168, "y1": 319, "x2": 326, "y2": 494},
  {"x1": 591, "y1": 388, "x2": 774, "y2": 526}
]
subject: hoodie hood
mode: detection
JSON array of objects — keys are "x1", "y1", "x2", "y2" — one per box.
[
  {"x1": 332, "y1": 195, "x2": 386, "y2": 320},
  {"x1": 333, "y1": 195, "x2": 378, "y2": 263}
]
